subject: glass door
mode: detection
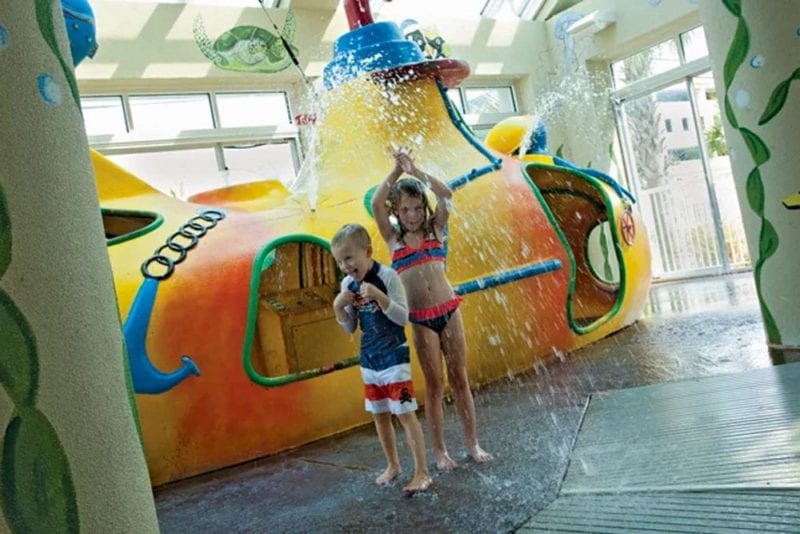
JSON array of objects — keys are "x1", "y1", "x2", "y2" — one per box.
[{"x1": 612, "y1": 30, "x2": 749, "y2": 279}]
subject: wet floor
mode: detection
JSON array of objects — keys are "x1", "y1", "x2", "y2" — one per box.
[{"x1": 154, "y1": 272, "x2": 773, "y2": 533}]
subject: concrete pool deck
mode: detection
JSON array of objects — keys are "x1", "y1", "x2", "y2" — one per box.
[{"x1": 155, "y1": 273, "x2": 790, "y2": 532}]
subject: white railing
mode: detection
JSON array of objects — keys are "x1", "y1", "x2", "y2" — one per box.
[{"x1": 639, "y1": 157, "x2": 750, "y2": 278}]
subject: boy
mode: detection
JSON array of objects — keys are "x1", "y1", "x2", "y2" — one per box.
[{"x1": 331, "y1": 223, "x2": 432, "y2": 494}]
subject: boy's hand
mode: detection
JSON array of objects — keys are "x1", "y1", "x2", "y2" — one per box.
[
  {"x1": 334, "y1": 290, "x2": 356, "y2": 309},
  {"x1": 360, "y1": 282, "x2": 391, "y2": 311},
  {"x1": 359, "y1": 282, "x2": 384, "y2": 302}
]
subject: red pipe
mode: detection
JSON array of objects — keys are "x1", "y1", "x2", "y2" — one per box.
[{"x1": 344, "y1": 0, "x2": 384, "y2": 30}]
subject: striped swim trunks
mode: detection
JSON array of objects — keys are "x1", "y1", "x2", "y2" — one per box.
[{"x1": 360, "y1": 343, "x2": 418, "y2": 415}]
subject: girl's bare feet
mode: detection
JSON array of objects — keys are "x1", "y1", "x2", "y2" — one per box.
[
  {"x1": 376, "y1": 465, "x2": 401, "y2": 485},
  {"x1": 468, "y1": 446, "x2": 493, "y2": 463},
  {"x1": 434, "y1": 451, "x2": 458, "y2": 471},
  {"x1": 403, "y1": 473, "x2": 433, "y2": 494}
]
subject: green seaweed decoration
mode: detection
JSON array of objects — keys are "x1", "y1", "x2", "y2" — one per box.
[
  {"x1": 0, "y1": 189, "x2": 10, "y2": 277},
  {"x1": 0, "y1": 194, "x2": 79, "y2": 533},
  {"x1": 758, "y1": 67, "x2": 800, "y2": 125},
  {"x1": 719, "y1": 0, "x2": 781, "y2": 343},
  {"x1": 0, "y1": 5, "x2": 80, "y2": 532}
]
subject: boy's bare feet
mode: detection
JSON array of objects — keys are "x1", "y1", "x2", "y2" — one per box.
[
  {"x1": 434, "y1": 451, "x2": 458, "y2": 471},
  {"x1": 376, "y1": 466, "x2": 401, "y2": 485},
  {"x1": 468, "y1": 446, "x2": 493, "y2": 463},
  {"x1": 403, "y1": 473, "x2": 433, "y2": 494}
]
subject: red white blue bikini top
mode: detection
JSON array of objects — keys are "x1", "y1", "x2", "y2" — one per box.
[{"x1": 390, "y1": 230, "x2": 447, "y2": 274}]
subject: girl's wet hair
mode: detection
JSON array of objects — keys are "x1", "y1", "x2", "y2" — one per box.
[{"x1": 388, "y1": 178, "x2": 435, "y2": 235}]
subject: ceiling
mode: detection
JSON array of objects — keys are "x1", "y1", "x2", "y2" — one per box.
[{"x1": 287, "y1": 0, "x2": 585, "y2": 21}]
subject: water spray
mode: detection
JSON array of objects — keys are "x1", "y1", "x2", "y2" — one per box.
[{"x1": 256, "y1": 0, "x2": 317, "y2": 98}]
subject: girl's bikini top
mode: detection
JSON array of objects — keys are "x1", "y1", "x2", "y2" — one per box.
[{"x1": 390, "y1": 231, "x2": 447, "y2": 274}]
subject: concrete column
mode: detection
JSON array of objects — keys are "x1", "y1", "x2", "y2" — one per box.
[
  {"x1": 0, "y1": 2, "x2": 158, "y2": 532},
  {"x1": 699, "y1": 0, "x2": 800, "y2": 363}
]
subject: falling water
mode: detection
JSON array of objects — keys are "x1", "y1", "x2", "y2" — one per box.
[
  {"x1": 287, "y1": 80, "x2": 327, "y2": 210},
  {"x1": 157, "y1": 21, "x2": 779, "y2": 530}
]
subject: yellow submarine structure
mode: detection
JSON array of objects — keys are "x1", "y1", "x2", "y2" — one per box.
[{"x1": 97, "y1": 1, "x2": 651, "y2": 485}]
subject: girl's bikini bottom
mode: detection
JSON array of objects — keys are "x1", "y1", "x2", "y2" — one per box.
[{"x1": 409, "y1": 295, "x2": 463, "y2": 335}]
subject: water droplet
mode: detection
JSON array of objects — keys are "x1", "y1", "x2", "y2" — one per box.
[
  {"x1": 749, "y1": 55, "x2": 764, "y2": 69},
  {"x1": 37, "y1": 74, "x2": 62, "y2": 106},
  {"x1": 0, "y1": 25, "x2": 8, "y2": 50}
]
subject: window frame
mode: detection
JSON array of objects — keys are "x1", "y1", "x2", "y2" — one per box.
[
  {"x1": 83, "y1": 89, "x2": 301, "y2": 195},
  {"x1": 446, "y1": 83, "x2": 518, "y2": 139},
  {"x1": 608, "y1": 26, "x2": 741, "y2": 279},
  {"x1": 460, "y1": 85, "x2": 518, "y2": 115}
]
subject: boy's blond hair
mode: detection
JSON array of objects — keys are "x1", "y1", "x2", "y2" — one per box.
[{"x1": 331, "y1": 223, "x2": 371, "y2": 249}]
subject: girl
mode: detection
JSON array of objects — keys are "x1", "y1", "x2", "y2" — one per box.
[{"x1": 372, "y1": 147, "x2": 492, "y2": 470}]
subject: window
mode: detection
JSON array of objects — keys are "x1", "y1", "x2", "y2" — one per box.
[
  {"x1": 104, "y1": 0, "x2": 280, "y2": 5},
  {"x1": 216, "y1": 92, "x2": 291, "y2": 127},
  {"x1": 442, "y1": 86, "x2": 516, "y2": 138},
  {"x1": 481, "y1": 0, "x2": 546, "y2": 19},
  {"x1": 445, "y1": 86, "x2": 516, "y2": 115},
  {"x1": 83, "y1": 91, "x2": 299, "y2": 199},
  {"x1": 128, "y1": 94, "x2": 214, "y2": 134},
  {"x1": 108, "y1": 148, "x2": 221, "y2": 199},
  {"x1": 447, "y1": 89, "x2": 464, "y2": 113},
  {"x1": 373, "y1": 0, "x2": 545, "y2": 20},
  {"x1": 668, "y1": 147, "x2": 701, "y2": 161},
  {"x1": 463, "y1": 87, "x2": 516, "y2": 114},
  {"x1": 81, "y1": 96, "x2": 127, "y2": 136},
  {"x1": 612, "y1": 35, "x2": 751, "y2": 279},
  {"x1": 611, "y1": 39, "x2": 681, "y2": 89},
  {"x1": 680, "y1": 27, "x2": 708, "y2": 63},
  {"x1": 222, "y1": 142, "x2": 297, "y2": 186},
  {"x1": 470, "y1": 127, "x2": 492, "y2": 141},
  {"x1": 373, "y1": 0, "x2": 488, "y2": 19}
]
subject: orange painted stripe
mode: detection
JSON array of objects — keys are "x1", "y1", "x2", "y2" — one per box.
[{"x1": 364, "y1": 380, "x2": 415, "y2": 401}]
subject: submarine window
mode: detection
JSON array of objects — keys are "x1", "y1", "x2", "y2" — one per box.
[
  {"x1": 103, "y1": 209, "x2": 162, "y2": 245},
  {"x1": 526, "y1": 167, "x2": 622, "y2": 329},
  {"x1": 252, "y1": 240, "x2": 360, "y2": 378}
]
